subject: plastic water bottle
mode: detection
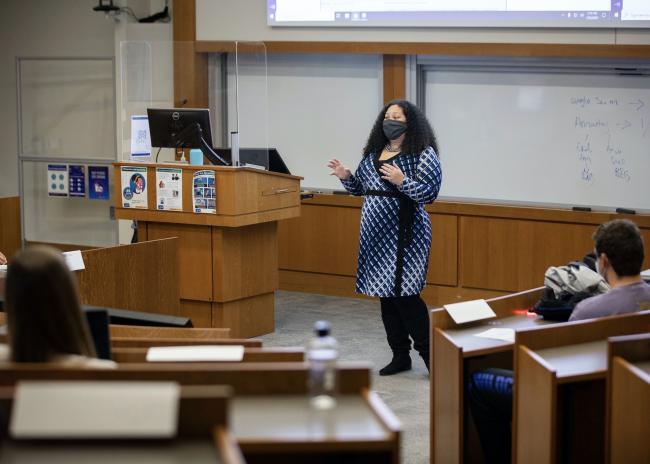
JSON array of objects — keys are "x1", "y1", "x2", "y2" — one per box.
[{"x1": 307, "y1": 320, "x2": 338, "y2": 410}]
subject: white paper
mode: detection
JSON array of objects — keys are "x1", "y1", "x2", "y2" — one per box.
[
  {"x1": 156, "y1": 167, "x2": 183, "y2": 211},
  {"x1": 62, "y1": 250, "x2": 85, "y2": 271},
  {"x1": 474, "y1": 328, "x2": 515, "y2": 343},
  {"x1": 642, "y1": 268, "x2": 650, "y2": 280},
  {"x1": 10, "y1": 381, "x2": 179, "y2": 439},
  {"x1": 130, "y1": 115, "x2": 151, "y2": 159},
  {"x1": 444, "y1": 299, "x2": 496, "y2": 324},
  {"x1": 121, "y1": 166, "x2": 148, "y2": 209},
  {"x1": 0, "y1": 264, "x2": 7, "y2": 273},
  {"x1": 146, "y1": 345, "x2": 245, "y2": 362}
]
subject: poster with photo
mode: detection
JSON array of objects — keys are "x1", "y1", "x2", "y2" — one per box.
[
  {"x1": 47, "y1": 164, "x2": 68, "y2": 197},
  {"x1": 88, "y1": 166, "x2": 109, "y2": 200},
  {"x1": 120, "y1": 166, "x2": 148, "y2": 209},
  {"x1": 68, "y1": 165, "x2": 86, "y2": 198},
  {"x1": 192, "y1": 170, "x2": 216, "y2": 214},
  {"x1": 156, "y1": 167, "x2": 183, "y2": 211}
]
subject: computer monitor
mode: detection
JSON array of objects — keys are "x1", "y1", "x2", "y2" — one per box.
[
  {"x1": 213, "y1": 148, "x2": 291, "y2": 175},
  {"x1": 146, "y1": 108, "x2": 228, "y2": 166},
  {"x1": 83, "y1": 307, "x2": 112, "y2": 360}
]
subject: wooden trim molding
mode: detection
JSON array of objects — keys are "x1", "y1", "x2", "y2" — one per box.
[
  {"x1": 383, "y1": 54, "x2": 406, "y2": 102},
  {"x1": 0, "y1": 196, "x2": 21, "y2": 260},
  {"x1": 196, "y1": 41, "x2": 650, "y2": 58},
  {"x1": 173, "y1": 0, "x2": 208, "y2": 109}
]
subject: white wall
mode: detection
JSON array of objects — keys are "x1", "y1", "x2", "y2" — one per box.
[
  {"x1": 196, "y1": 0, "x2": 650, "y2": 45},
  {"x1": 0, "y1": 0, "x2": 116, "y2": 198}
]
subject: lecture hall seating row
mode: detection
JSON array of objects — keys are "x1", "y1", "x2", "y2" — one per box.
[{"x1": 429, "y1": 289, "x2": 650, "y2": 464}]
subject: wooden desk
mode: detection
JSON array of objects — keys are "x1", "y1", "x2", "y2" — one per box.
[
  {"x1": 0, "y1": 439, "x2": 227, "y2": 464},
  {"x1": 110, "y1": 325, "x2": 231, "y2": 339},
  {"x1": 607, "y1": 333, "x2": 650, "y2": 464},
  {"x1": 114, "y1": 163, "x2": 302, "y2": 337},
  {"x1": 111, "y1": 347, "x2": 304, "y2": 363},
  {"x1": 514, "y1": 311, "x2": 650, "y2": 464},
  {"x1": 0, "y1": 362, "x2": 371, "y2": 396},
  {"x1": 110, "y1": 337, "x2": 262, "y2": 349},
  {"x1": 232, "y1": 391, "x2": 400, "y2": 464},
  {"x1": 430, "y1": 287, "x2": 549, "y2": 464},
  {"x1": 78, "y1": 238, "x2": 180, "y2": 317},
  {"x1": 0, "y1": 385, "x2": 245, "y2": 464}
]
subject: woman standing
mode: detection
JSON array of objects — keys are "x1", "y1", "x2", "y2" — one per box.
[{"x1": 327, "y1": 100, "x2": 442, "y2": 376}]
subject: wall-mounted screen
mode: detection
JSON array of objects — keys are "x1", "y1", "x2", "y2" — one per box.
[{"x1": 268, "y1": 0, "x2": 650, "y2": 28}]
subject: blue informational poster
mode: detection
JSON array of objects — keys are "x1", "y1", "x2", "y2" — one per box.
[
  {"x1": 88, "y1": 166, "x2": 110, "y2": 200},
  {"x1": 47, "y1": 164, "x2": 68, "y2": 197},
  {"x1": 68, "y1": 165, "x2": 86, "y2": 198}
]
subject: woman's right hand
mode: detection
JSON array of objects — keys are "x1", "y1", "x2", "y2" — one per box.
[{"x1": 327, "y1": 158, "x2": 352, "y2": 180}]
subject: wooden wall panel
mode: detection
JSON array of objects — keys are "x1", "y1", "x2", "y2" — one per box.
[
  {"x1": 0, "y1": 197, "x2": 21, "y2": 260},
  {"x1": 279, "y1": 196, "x2": 650, "y2": 302},
  {"x1": 278, "y1": 204, "x2": 361, "y2": 276},
  {"x1": 145, "y1": 222, "x2": 213, "y2": 301},
  {"x1": 212, "y1": 222, "x2": 278, "y2": 302},
  {"x1": 426, "y1": 214, "x2": 457, "y2": 286},
  {"x1": 460, "y1": 217, "x2": 597, "y2": 292}
]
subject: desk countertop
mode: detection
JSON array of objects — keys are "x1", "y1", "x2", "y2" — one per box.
[
  {"x1": 444, "y1": 315, "x2": 551, "y2": 356},
  {"x1": 633, "y1": 360, "x2": 650, "y2": 378},
  {"x1": 232, "y1": 395, "x2": 389, "y2": 443},
  {"x1": 534, "y1": 340, "x2": 608, "y2": 382},
  {"x1": 0, "y1": 439, "x2": 221, "y2": 464}
]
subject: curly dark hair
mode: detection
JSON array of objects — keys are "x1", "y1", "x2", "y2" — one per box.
[
  {"x1": 362, "y1": 99, "x2": 439, "y2": 157},
  {"x1": 593, "y1": 219, "x2": 644, "y2": 277}
]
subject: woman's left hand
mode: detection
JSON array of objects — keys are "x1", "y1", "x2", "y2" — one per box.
[{"x1": 380, "y1": 162, "x2": 405, "y2": 186}]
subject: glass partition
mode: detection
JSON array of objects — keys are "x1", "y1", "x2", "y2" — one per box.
[
  {"x1": 17, "y1": 57, "x2": 117, "y2": 247},
  {"x1": 230, "y1": 42, "x2": 269, "y2": 168}
]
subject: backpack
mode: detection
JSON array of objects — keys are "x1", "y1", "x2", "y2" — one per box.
[{"x1": 533, "y1": 262, "x2": 610, "y2": 321}]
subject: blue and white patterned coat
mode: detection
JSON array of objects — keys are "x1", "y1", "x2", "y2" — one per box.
[{"x1": 341, "y1": 146, "x2": 442, "y2": 297}]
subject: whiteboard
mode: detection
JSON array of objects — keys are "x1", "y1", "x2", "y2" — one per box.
[
  {"x1": 425, "y1": 69, "x2": 650, "y2": 212},
  {"x1": 224, "y1": 53, "x2": 382, "y2": 189}
]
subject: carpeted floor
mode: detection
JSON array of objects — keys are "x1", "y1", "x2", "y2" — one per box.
[{"x1": 261, "y1": 290, "x2": 429, "y2": 464}]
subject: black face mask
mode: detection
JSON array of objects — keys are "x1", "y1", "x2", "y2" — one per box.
[{"x1": 383, "y1": 119, "x2": 407, "y2": 140}]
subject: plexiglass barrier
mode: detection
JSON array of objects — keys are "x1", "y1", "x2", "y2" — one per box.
[
  {"x1": 17, "y1": 57, "x2": 117, "y2": 246},
  {"x1": 119, "y1": 41, "x2": 268, "y2": 170}
]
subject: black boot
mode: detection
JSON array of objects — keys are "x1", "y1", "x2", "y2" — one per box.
[{"x1": 379, "y1": 353, "x2": 412, "y2": 376}]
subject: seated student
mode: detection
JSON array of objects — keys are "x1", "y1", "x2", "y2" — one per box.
[
  {"x1": 0, "y1": 246, "x2": 114, "y2": 368},
  {"x1": 467, "y1": 219, "x2": 649, "y2": 464},
  {"x1": 570, "y1": 219, "x2": 650, "y2": 320}
]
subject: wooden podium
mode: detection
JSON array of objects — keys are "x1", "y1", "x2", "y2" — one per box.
[{"x1": 113, "y1": 162, "x2": 301, "y2": 337}]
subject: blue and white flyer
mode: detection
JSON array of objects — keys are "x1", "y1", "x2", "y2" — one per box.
[
  {"x1": 88, "y1": 166, "x2": 109, "y2": 200},
  {"x1": 121, "y1": 166, "x2": 148, "y2": 209},
  {"x1": 68, "y1": 165, "x2": 86, "y2": 198},
  {"x1": 47, "y1": 164, "x2": 68, "y2": 197},
  {"x1": 156, "y1": 167, "x2": 183, "y2": 211},
  {"x1": 192, "y1": 170, "x2": 216, "y2": 214}
]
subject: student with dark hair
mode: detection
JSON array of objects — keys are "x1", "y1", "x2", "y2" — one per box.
[
  {"x1": 327, "y1": 100, "x2": 442, "y2": 375},
  {"x1": 570, "y1": 219, "x2": 650, "y2": 320},
  {"x1": 467, "y1": 219, "x2": 650, "y2": 464},
  {"x1": 0, "y1": 246, "x2": 114, "y2": 367}
]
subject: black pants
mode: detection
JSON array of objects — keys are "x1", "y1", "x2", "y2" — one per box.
[
  {"x1": 467, "y1": 368, "x2": 514, "y2": 464},
  {"x1": 379, "y1": 294, "x2": 430, "y2": 358}
]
